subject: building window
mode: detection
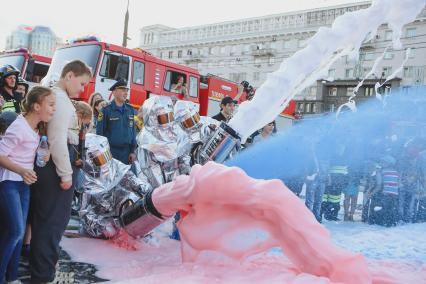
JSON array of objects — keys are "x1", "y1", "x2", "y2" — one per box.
[
  {"x1": 187, "y1": 49, "x2": 192, "y2": 55},
  {"x1": 298, "y1": 103, "x2": 304, "y2": 112},
  {"x1": 346, "y1": 87, "x2": 355, "y2": 96},
  {"x1": 382, "y1": 66, "x2": 392, "y2": 77},
  {"x1": 408, "y1": 48, "x2": 416, "y2": 58},
  {"x1": 404, "y1": 66, "x2": 414, "y2": 78},
  {"x1": 283, "y1": 40, "x2": 292, "y2": 49},
  {"x1": 168, "y1": 51, "x2": 173, "y2": 58},
  {"x1": 177, "y1": 50, "x2": 182, "y2": 58},
  {"x1": 385, "y1": 30, "x2": 393, "y2": 40},
  {"x1": 305, "y1": 103, "x2": 311, "y2": 113},
  {"x1": 312, "y1": 103, "x2": 317, "y2": 113},
  {"x1": 298, "y1": 39, "x2": 307, "y2": 48},
  {"x1": 253, "y1": 72, "x2": 260, "y2": 81},
  {"x1": 159, "y1": 52, "x2": 163, "y2": 58},
  {"x1": 268, "y1": 57, "x2": 275, "y2": 65},
  {"x1": 329, "y1": 87, "x2": 337, "y2": 96},
  {"x1": 365, "y1": 87, "x2": 374, "y2": 97},
  {"x1": 406, "y1": 27, "x2": 417, "y2": 38},
  {"x1": 384, "y1": 51, "x2": 393, "y2": 60},
  {"x1": 345, "y1": 68, "x2": 353, "y2": 78}
]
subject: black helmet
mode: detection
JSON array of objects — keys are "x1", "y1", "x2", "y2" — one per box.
[
  {"x1": 17, "y1": 77, "x2": 29, "y2": 93},
  {"x1": 0, "y1": 65, "x2": 20, "y2": 88}
]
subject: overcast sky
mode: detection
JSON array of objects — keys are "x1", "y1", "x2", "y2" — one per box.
[{"x1": 0, "y1": 0, "x2": 368, "y2": 49}]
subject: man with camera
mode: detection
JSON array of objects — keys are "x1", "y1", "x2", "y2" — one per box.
[{"x1": 235, "y1": 80, "x2": 255, "y2": 103}]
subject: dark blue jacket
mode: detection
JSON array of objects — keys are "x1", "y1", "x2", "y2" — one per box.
[{"x1": 96, "y1": 100, "x2": 136, "y2": 153}]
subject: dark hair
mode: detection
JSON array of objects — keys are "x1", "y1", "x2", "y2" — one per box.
[
  {"x1": 22, "y1": 86, "x2": 53, "y2": 135},
  {"x1": 60, "y1": 60, "x2": 92, "y2": 79},
  {"x1": 88, "y1": 92, "x2": 102, "y2": 108},
  {"x1": 93, "y1": 99, "x2": 105, "y2": 118}
]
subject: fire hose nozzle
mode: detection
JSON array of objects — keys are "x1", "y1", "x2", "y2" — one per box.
[{"x1": 119, "y1": 190, "x2": 165, "y2": 238}]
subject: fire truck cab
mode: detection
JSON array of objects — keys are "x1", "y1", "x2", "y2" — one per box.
[
  {"x1": 43, "y1": 38, "x2": 202, "y2": 111},
  {"x1": 0, "y1": 48, "x2": 51, "y2": 84}
]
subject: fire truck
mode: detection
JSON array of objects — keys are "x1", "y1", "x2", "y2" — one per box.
[
  {"x1": 43, "y1": 37, "x2": 202, "y2": 111},
  {"x1": 0, "y1": 48, "x2": 51, "y2": 84},
  {"x1": 44, "y1": 37, "x2": 296, "y2": 126}
]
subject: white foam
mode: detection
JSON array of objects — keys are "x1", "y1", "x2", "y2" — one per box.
[{"x1": 229, "y1": 0, "x2": 426, "y2": 142}]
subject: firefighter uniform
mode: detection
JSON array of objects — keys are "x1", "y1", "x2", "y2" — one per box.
[
  {"x1": 321, "y1": 165, "x2": 348, "y2": 221},
  {"x1": 0, "y1": 89, "x2": 22, "y2": 113},
  {"x1": 0, "y1": 65, "x2": 22, "y2": 113},
  {"x1": 96, "y1": 100, "x2": 136, "y2": 164}
]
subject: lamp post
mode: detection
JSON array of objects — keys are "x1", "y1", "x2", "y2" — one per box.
[{"x1": 122, "y1": 0, "x2": 130, "y2": 47}]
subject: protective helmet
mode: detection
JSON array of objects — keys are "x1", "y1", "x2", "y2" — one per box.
[
  {"x1": 142, "y1": 96, "x2": 174, "y2": 129},
  {"x1": 83, "y1": 134, "x2": 113, "y2": 177},
  {"x1": 16, "y1": 77, "x2": 29, "y2": 94},
  {"x1": 174, "y1": 100, "x2": 201, "y2": 131},
  {"x1": 0, "y1": 65, "x2": 20, "y2": 88}
]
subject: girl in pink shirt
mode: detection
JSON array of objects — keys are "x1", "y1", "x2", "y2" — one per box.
[{"x1": 0, "y1": 86, "x2": 55, "y2": 284}]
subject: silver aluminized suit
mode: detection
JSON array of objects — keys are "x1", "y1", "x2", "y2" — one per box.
[
  {"x1": 78, "y1": 134, "x2": 152, "y2": 238},
  {"x1": 135, "y1": 96, "x2": 191, "y2": 188}
]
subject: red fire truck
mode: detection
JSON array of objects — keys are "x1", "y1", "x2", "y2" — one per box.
[
  {"x1": 44, "y1": 37, "x2": 296, "y2": 126},
  {"x1": 0, "y1": 48, "x2": 51, "y2": 84},
  {"x1": 43, "y1": 37, "x2": 202, "y2": 111}
]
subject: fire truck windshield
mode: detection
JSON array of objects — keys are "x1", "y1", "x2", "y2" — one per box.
[
  {"x1": 0, "y1": 55, "x2": 25, "y2": 71},
  {"x1": 48, "y1": 44, "x2": 101, "y2": 79}
]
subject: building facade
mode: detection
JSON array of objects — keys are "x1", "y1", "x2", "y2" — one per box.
[
  {"x1": 139, "y1": 1, "x2": 426, "y2": 116},
  {"x1": 5, "y1": 25, "x2": 60, "y2": 57}
]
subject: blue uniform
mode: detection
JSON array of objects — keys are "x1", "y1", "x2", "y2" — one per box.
[{"x1": 96, "y1": 100, "x2": 136, "y2": 164}]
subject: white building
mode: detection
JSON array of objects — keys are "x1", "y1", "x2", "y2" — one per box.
[
  {"x1": 5, "y1": 25, "x2": 60, "y2": 57},
  {"x1": 139, "y1": 1, "x2": 426, "y2": 115}
]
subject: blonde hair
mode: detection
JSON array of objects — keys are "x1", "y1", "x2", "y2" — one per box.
[
  {"x1": 22, "y1": 86, "x2": 53, "y2": 113},
  {"x1": 74, "y1": 101, "x2": 92, "y2": 119}
]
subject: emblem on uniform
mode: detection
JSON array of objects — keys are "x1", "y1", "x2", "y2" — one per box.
[
  {"x1": 129, "y1": 115, "x2": 134, "y2": 127},
  {"x1": 98, "y1": 112, "x2": 103, "y2": 122}
]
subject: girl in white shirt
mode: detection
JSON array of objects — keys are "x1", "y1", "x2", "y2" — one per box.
[{"x1": 0, "y1": 86, "x2": 55, "y2": 284}]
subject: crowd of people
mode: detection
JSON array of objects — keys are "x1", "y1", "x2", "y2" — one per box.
[
  {"x1": 1, "y1": 58, "x2": 423, "y2": 284},
  {"x1": 0, "y1": 61, "x2": 267, "y2": 284}
]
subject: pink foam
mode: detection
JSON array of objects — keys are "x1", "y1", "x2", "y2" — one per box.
[{"x1": 152, "y1": 162, "x2": 372, "y2": 284}]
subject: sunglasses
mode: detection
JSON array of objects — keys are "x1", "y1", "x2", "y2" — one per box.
[
  {"x1": 157, "y1": 112, "x2": 174, "y2": 125},
  {"x1": 180, "y1": 112, "x2": 200, "y2": 129}
]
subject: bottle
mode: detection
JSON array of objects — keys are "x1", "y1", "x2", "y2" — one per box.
[{"x1": 36, "y1": 136, "x2": 49, "y2": 167}]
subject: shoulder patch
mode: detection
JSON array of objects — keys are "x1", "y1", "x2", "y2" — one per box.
[{"x1": 97, "y1": 112, "x2": 103, "y2": 122}]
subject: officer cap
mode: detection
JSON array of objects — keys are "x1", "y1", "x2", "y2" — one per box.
[{"x1": 109, "y1": 79, "x2": 128, "y2": 91}]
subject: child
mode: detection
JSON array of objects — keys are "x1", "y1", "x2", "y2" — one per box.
[
  {"x1": 0, "y1": 86, "x2": 55, "y2": 283},
  {"x1": 30, "y1": 60, "x2": 92, "y2": 283},
  {"x1": 92, "y1": 99, "x2": 106, "y2": 130},
  {"x1": 69, "y1": 101, "x2": 92, "y2": 188}
]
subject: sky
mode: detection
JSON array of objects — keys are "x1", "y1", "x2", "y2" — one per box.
[{"x1": 0, "y1": 0, "x2": 368, "y2": 50}]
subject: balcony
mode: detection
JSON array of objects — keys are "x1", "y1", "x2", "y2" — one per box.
[
  {"x1": 251, "y1": 48, "x2": 276, "y2": 57},
  {"x1": 184, "y1": 53, "x2": 204, "y2": 64}
]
